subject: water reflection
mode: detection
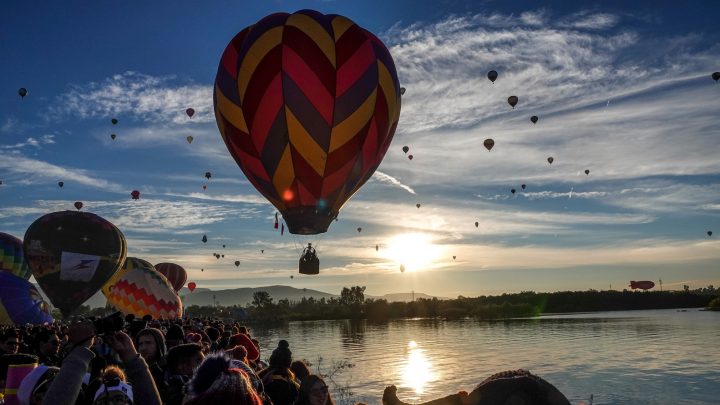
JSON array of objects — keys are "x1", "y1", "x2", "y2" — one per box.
[{"x1": 402, "y1": 340, "x2": 437, "y2": 395}]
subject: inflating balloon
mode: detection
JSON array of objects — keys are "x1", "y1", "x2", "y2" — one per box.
[
  {"x1": 712, "y1": 72, "x2": 720, "y2": 82},
  {"x1": 214, "y1": 10, "x2": 402, "y2": 235},
  {"x1": 111, "y1": 134, "x2": 116, "y2": 140},
  {"x1": 102, "y1": 257, "x2": 154, "y2": 297},
  {"x1": 154, "y1": 262, "x2": 187, "y2": 292},
  {"x1": 74, "y1": 202, "x2": 83, "y2": 211},
  {"x1": 23, "y1": 211, "x2": 127, "y2": 317},
  {"x1": 507, "y1": 96, "x2": 518, "y2": 109},
  {"x1": 111, "y1": 118, "x2": 118, "y2": 125},
  {"x1": 483, "y1": 139, "x2": 495, "y2": 151},
  {"x1": 530, "y1": 116, "x2": 538, "y2": 124},
  {"x1": 487, "y1": 70, "x2": 498, "y2": 83},
  {"x1": 0, "y1": 232, "x2": 32, "y2": 280},
  {"x1": 105, "y1": 261, "x2": 182, "y2": 319},
  {"x1": 188, "y1": 282, "x2": 196, "y2": 293},
  {"x1": 186, "y1": 136, "x2": 194, "y2": 144},
  {"x1": 58, "y1": 182, "x2": 64, "y2": 188},
  {"x1": 186, "y1": 108, "x2": 195, "y2": 118},
  {"x1": 584, "y1": 169, "x2": 590, "y2": 175},
  {"x1": 130, "y1": 190, "x2": 140, "y2": 200},
  {"x1": 18, "y1": 88, "x2": 28, "y2": 98},
  {"x1": 402, "y1": 146, "x2": 409, "y2": 154},
  {"x1": 547, "y1": 157, "x2": 554, "y2": 164},
  {"x1": 0, "y1": 272, "x2": 53, "y2": 326}
]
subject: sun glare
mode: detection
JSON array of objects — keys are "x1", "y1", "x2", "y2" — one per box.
[{"x1": 384, "y1": 233, "x2": 442, "y2": 272}]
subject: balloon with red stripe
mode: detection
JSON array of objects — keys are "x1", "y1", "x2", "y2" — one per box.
[
  {"x1": 154, "y1": 262, "x2": 187, "y2": 293},
  {"x1": 214, "y1": 9, "x2": 402, "y2": 235},
  {"x1": 105, "y1": 258, "x2": 182, "y2": 319}
]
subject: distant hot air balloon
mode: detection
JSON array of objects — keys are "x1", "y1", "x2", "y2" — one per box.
[
  {"x1": 408, "y1": 155, "x2": 414, "y2": 160},
  {"x1": 234, "y1": 261, "x2": 240, "y2": 267},
  {"x1": 202, "y1": 235, "x2": 207, "y2": 243},
  {"x1": 375, "y1": 244, "x2": 379, "y2": 251},
  {"x1": 452, "y1": 256, "x2": 456, "y2": 260},
  {"x1": 154, "y1": 262, "x2": 187, "y2": 293},
  {"x1": 202, "y1": 185, "x2": 207, "y2": 190},
  {"x1": 712, "y1": 72, "x2": 720, "y2": 82},
  {"x1": 58, "y1": 182, "x2": 64, "y2": 188},
  {"x1": 74, "y1": 201, "x2": 83, "y2": 211},
  {"x1": 584, "y1": 169, "x2": 590, "y2": 175},
  {"x1": 24, "y1": 210, "x2": 127, "y2": 317},
  {"x1": 416, "y1": 204, "x2": 421, "y2": 208},
  {"x1": 511, "y1": 189, "x2": 516, "y2": 194},
  {"x1": 204, "y1": 172, "x2": 212, "y2": 180},
  {"x1": 629, "y1": 280, "x2": 655, "y2": 290},
  {"x1": 0, "y1": 232, "x2": 32, "y2": 280},
  {"x1": 261, "y1": 249, "x2": 264, "y2": 254},
  {"x1": 483, "y1": 139, "x2": 495, "y2": 151},
  {"x1": 201, "y1": 268, "x2": 204, "y2": 272},
  {"x1": 487, "y1": 70, "x2": 498, "y2": 83},
  {"x1": 222, "y1": 244, "x2": 226, "y2": 248},
  {"x1": 186, "y1": 136, "x2": 194, "y2": 144},
  {"x1": 475, "y1": 221, "x2": 479, "y2": 228},
  {"x1": 105, "y1": 261, "x2": 182, "y2": 319},
  {"x1": 221, "y1": 254, "x2": 224, "y2": 258},
  {"x1": 403, "y1": 146, "x2": 409, "y2": 154},
  {"x1": 507, "y1": 96, "x2": 518, "y2": 109},
  {"x1": 111, "y1": 118, "x2": 118, "y2": 125},
  {"x1": 188, "y1": 282, "x2": 196, "y2": 292},
  {"x1": 521, "y1": 184, "x2": 526, "y2": 190},
  {"x1": 708, "y1": 231, "x2": 713, "y2": 237},
  {"x1": 214, "y1": 10, "x2": 401, "y2": 236},
  {"x1": 111, "y1": 134, "x2": 117, "y2": 140},
  {"x1": 130, "y1": 190, "x2": 140, "y2": 200},
  {"x1": 18, "y1": 88, "x2": 28, "y2": 99},
  {"x1": 531, "y1": 116, "x2": 538, "y2": 124},
  {"x1": 400, "y1": 264, "x2": 405, "y2": 273},
  {"x1": 400, "y1": 87, "x2": 406, "y2": 96},
  {"x1": 186, "y1": 108, "x2": 195, "y2": 118},
  {"x1": 357, "y1": 227, "x2": 362, "y2": 233},
  {"x1": 547, "y1": 157, "x2": 554, "y2": 164},
  {"x1": 0, "y1": 272, "x2": 53, "y2": 325}
]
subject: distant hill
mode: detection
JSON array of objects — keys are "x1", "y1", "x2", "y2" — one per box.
[{"x1": 180, "y1": 285, "x2": 337, "y2": 307}]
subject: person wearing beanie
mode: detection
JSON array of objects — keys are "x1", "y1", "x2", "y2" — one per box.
[
  {"x1": 229, "y1": 333, "x2": 259, "y2": 363},
  {"x1": 183, "y1": 352, "x2": 262, "y2": 405},
  {"x1": 93, "y1": 379, "x2": 133, "y2": 405},
  {"x1": 164, "y1": 325, "x2": 185, "y2": 350},
  {"x1": 258, "y1": 340, "x2": 299, "y2": 405}
]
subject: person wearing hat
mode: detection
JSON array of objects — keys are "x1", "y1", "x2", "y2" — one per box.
[
  {"x1": 164, "y1": 325, "x2": 185, "y2": 350},
  {"x1": 93, "y1": 379, "x2": 133, "y2": 405},
  {"x1": 183, "y1": 352, "x2": 263, "y2": 405},
  {"x1": 258, "y1": 340, "x2": 299, "y2": 405},
  {"x1": 16, "y1": 365, "x2": 59, "y2": 405}
]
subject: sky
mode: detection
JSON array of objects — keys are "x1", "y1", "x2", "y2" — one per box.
[{"x1": 1, "y1": 0, "x2": 719, "y2": 299}]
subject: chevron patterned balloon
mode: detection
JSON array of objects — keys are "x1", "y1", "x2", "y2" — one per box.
[
  {"x1": 214, "y1": 10, "x2": 402, "y2": 235},
  {"x1": 106, "y1": 259, "x2": 182, "y2": 320},
  {"x1": 0, "y1": 232, "x2": 32, "y2": 280},
  {"x1": 102, "y1": 257, "x2": 155, "y2": 297}
]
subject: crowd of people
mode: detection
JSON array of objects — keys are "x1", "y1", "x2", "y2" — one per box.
[{"x1": 0, "y1": 315, "x2": 335, "y2": 405}]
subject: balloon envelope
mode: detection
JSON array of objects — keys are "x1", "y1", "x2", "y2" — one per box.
[
  {"x1": 0, "y1": 272, "x2": 53, "y2": 326},
  {"x1": 483, "y1": 139, "x2": 495, "y2": 151},
  {"x1": 102, "y1": 257, "x2": 154, "y2": 297},
  {"x1": 186, "y1": 136, "x2": 194, "y2": 144},
  {"x1": 106, "y1": 262, "x2": 182, "y2": 319},
  {"x1": 214, "y1": 10, "x2": 402, "y2": 235},
  {"x1": 0, "y1": 232, "x2": 32, "y2": 280},
  {"x1": 530, "y1": 116, "x2": 538, "y2": 124},
  {"x1": 508, "y1": 96, "x2": 518, "y2": 108},
  {"x1": 629, "y1": 280, "x2": 655, "y2": 290},
  {"x1": 188, "y1": 282, "x2": 196, "y2": 292},
  {"x1": 74, "y1": 202, "x2": 83, "y2": 210},
  {"x1": 487, "y1": 70, "x2": 498, "y2": 83},
  {"x1": 130, "y1": 190, "x2": 140, "y2": 200},
  {"x1": 186, "y1": 108, "x2": 195, "y2": 118},
  {"x1": 18, "y1": 88, "x2": 28, "y2": 98},
  {"x1": 712, "y1": 72, "x2": 720, "y2": 82},
  {"x1": 23, "y1": 211, "x2": 127, "y2": 317},
  {"x1": 154, "y1": 263, "x2": 187, "y2": 292},
  {"x1": 547, "y1": 157, "x2": 554, "y2": 164}
]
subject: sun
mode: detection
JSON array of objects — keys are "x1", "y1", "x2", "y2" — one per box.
[{"x1": 383, "y1": 233, "x2": 441, "y2": 272}]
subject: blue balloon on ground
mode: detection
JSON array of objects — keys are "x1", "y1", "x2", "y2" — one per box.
[{"x1": 0, "y1": 272, "x2": 54, "y2": 325}]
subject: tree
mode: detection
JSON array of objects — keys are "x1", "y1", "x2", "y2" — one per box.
[
  {"x1": 252, "y1": 291, "x2": 273, "y2": 308},
  {"x1": 340, "y1": 286, "x2": 366, "y2": 307}
]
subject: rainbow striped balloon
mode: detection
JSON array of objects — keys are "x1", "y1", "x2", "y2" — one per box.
[
  {"x1": 0, "y1": 232, "x2": 31, "y2": 280},
  {"x1": 214, "y1": 10, "x2": 401, "y2": 235},
  {"x1": 105, "y1": 259, "x2": 182, "y2": 319}
]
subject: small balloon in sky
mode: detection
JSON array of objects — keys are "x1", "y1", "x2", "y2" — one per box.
[
  {"x1": 547, "y1": 157, "x2": 554, "y2": 164},
  {"x1": 201, "y1": 235, "x2": 207, "y2": 243},
  {"x1": 18, "y1": 88, "x2": 28, "y2": 98},
  {"x1": 416, "y1": 203, "x2": 421, "y2": 208},
  {"x1": 507, "y1": 96, "x2": 518, "y2": 109},
  {"x1": 111, "y1": 134, "x2": 116, "y2": 140},
  {"x1": 202, "y1": 185, "x2": 207, "y2": 190},
  {"x1": 475, "y1": 221, "x2": 479, "y2": 228},
  {"x1": 261, "y1": 249, "x2": 264, "y2": 254},
  {"x1": 186, "y1": 108, "x2": 195, "y2": 118},
  {"x1": 400, "y1": 264, "x2": 405, "y2": 273},
  {"x1": 453, "y1": 255, "x2": 456, "y2": 260},
  {"x1": 483, "y1": 139, "x2": 495, "y2": 151},
  {"x1": 408, "y1": 154, "x2": 413, "y2": 160},
  {"x1": 130, "y1": 190, "x2": 140, "y2": 200},
  {"x1": 402, "y1": 146, "x2": 409, "y2": 154},
  {"x1": 234, "y1": 261, "x2": 240, "y2": 267},
  {"x1": 712, "y1": 72, "x2": 720, "y2": 82},
  {"x1": 511, "y1": 189, "x2": 516, "y2": 194},
  {"x1": 375, "y1": 244, "x2": 379, "y2": 251},
  {"x1": 487, "y1": 70, "x2": 498, "y2": 83},
  {"x1": 531, "y1": 115, "x2": 538, "y2": 124},
  {"x1": 111, "y1": 118, "x2": 118, "y2": 125},
  {"x1": 188, "y1": 282, "x2": 196, "y2": 292},
  {"x1": 708, "y1": 231, "x2": 713, "y2": 237},
  {"x1": 521, "y1": 184, "x2": 526, "y2": 190},
  {"x1": 585, "y1": 169, "x2": 590, "y2": 175},
  {"x1": 204, "y1": 171, "x2": 212, "y2": 180},
  {"x1": 74, "y1": 201, "x2": 83, "y2": 211},
  {"x1": 357, "y1": 227, "x2": 362, "y2": 233},
  {"x1": 186, "y1": 136, "x2": 194, "y2": 144},
  {"x1": 400, "y1": 87, "x2": 406, "y2": 96},
  {"x1": 58, "y1": 182, "x2": 64, "y2": 188}
]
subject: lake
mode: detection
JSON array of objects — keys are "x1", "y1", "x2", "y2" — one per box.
[{"x1": 250, "y1": 308, "x2": 720, "y2": 404}]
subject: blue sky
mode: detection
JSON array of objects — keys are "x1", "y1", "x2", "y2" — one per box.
[{"x1": 1, "y1": 0, "x2": 718, "y2": 298}]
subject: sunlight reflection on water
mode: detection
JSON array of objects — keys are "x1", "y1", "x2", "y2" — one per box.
[{"x1": 402, "y1": 340, "x2": 438, "y2": 394}]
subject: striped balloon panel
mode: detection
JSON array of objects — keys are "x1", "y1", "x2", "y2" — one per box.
[
  {"x1": 215, "y1": 9, "x2": 401, "y2": 233},
  {"x1": 107, "y1": 265, "x2": 182, "y2": 319},
  {"x1": 102, "y1": 257, "x2": 155, "y2": 297},
  {"x1": 0, "y1": 232, "x2": 31, "y2": 280},
  {"x1": 154, "y1": 262, "x2": 187, "y2": 293}
]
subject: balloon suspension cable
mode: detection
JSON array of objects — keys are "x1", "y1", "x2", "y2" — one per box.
[{"x1": 291, "y1": 234, "x2": 303, "y2": 258}]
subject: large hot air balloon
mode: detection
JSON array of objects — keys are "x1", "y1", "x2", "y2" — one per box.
[
  {"x1": 23, "y1": 211, "x2": 127, "y2": 317},
  {"x1": 0, "y1": 272, "x2": 53, "y2": 326},
  {"x1": 102, "y1": 257, "x2": 154, "y2": 297},
  {"x1": 507, "y1": 96, "x2": 518, "y2": 109},
  {"x1": 188, "y1": 282, "x2": 196, "y2": 293},
  {"x1": 214, "y1": 10, "x2": 402, "y2": 235},
  {"x1": 154, "y1": 263, "x2": 187, "y2": 293},
  {"x1": 186, "y1": 108, "x2": 195, "y2": 118},
  {"x1": 629, "y1": 280, "x2": 655, "y2": 290},
  {"x1": 487, "y1": 70, "x2": 498, "y2": 83},
  {"x1": 105, "y1": 261, "x2": 182, "y2": 319},
  {"x1": 0, "y1": 233, "x2": 32, "y2": 280},
  {"x1": 483, "y1": 139, "x2": 495, "y2": 151}
]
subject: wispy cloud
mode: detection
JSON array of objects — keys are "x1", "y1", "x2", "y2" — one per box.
[
  {"x1": 51, "y1": 71, "x2": 213, "y2": 125},
  {"x1": 560, "y1": 12, "x2": 620, "y2": 30},
  {"x1": 0, "y1": 154, "x2": 124, "y2": 191},
  {"x1": 0, "y1": 134, "x2": 56, "y2": 150},
  {"x1": 372, "y1": 171, "x2": 416, "y2": 194}
]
